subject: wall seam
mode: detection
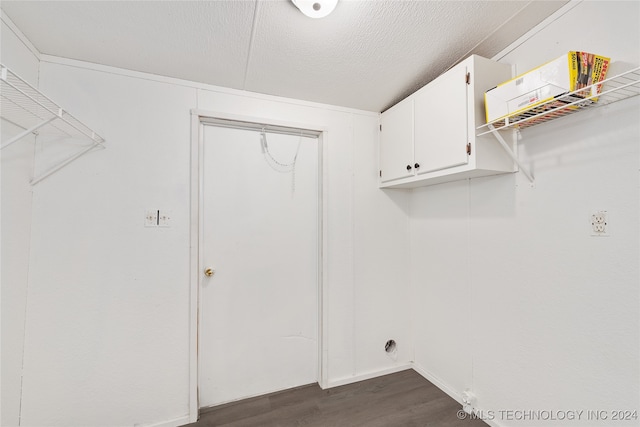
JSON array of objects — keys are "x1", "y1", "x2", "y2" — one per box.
[
  {"x1": 17, "y1": 143, "x2": 36, "y2": 427},
  {"x1": 18, "y1": 129, "x2": 37, "y2": 427},
  {"x1": 351, "y1": 113, "x2": 357, "y2": 376},
  {"x1": 16, "y1": 38, "x2": 41, "y2": 427},
  {"x1": 466, "y1": 178, "x2": 473, "y2": 395},
  {"x1": 241, "y1": 0, "x2": 261, "y2": 90},
  {"x1": 408, "y1": 187, "x2": 414, "y2": 364}
]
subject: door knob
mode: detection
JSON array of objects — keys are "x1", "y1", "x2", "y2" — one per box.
[{"x1": 204, "y1": 268, "x2": 215, "y2": 277}]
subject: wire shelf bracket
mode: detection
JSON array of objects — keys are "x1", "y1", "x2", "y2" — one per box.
[
  {"x1": 0, "y1": 63, "x2": 106, "y2": 185},
  {"x1": 477, "y1": 66, "x2": 640, "y2": 185}
]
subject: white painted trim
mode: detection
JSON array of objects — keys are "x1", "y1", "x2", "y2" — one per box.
[
  {"x1": 492, "y1": 0, "x2": 583, "y2": 62},
  {"x1": 0, "y1": 10, "x2": 41, "y2": 61},
  {"x1": 39, "y1": 55, "x2": 378, "y2": 117},
  {"x1": 325, "y1": 364, "x2": 413, "y2": 389},
  {"x1": 412, "y1": 363, "x2": 508, "y2": 426},
  {"x1": 410, "y1": 364, "x2": 506, "y2": 427},
  {"x1": 141, "y1": 415, "x2": 190, "y2": 427},
  {"x1": 189, "y1": 109, "x2": 329, "y2": 419},
  {"x1": 411, "y1": 362, "x2": 462, "y2": 404},
  {"x1": 192, "y1": 110, "x2": 328, "y2": 135},
  {"x1": 188, "y1": 112, "x2": 201, "y2": 423},
  {"x1": 318, "y1": 130, "x2": 330, "y2": 389}
]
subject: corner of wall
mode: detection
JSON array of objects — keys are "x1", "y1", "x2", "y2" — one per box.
[{"x1": 0, "y1": 11, "x2": 40, "y2": 427}]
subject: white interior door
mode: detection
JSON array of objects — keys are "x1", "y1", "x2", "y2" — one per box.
[{"x1": 199, "y1": 124, "x2": 319, "y2": 408}]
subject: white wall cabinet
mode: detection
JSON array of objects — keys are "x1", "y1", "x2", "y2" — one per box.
[
  {"x1": 379, "y1": 96, "x2": 414, "y2": 182},
  {"x1": 379, "y1": 55, "x2": 514, "y2": 188},
  {"x1": 414, "y1": 63, "x2": 469, "y2": 174}
]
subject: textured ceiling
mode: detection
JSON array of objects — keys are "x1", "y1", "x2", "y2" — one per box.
[{"x1": 1, "y1": 0, "x2": 568, "y2": 112}]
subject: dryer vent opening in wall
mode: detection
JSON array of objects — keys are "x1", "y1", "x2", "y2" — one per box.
[
  {"x1": 385, "y1": 340, "x2": 398, "y2": 361},
  {"x1": 384, "y1": 340, "x2": 396, "y2": 353}
]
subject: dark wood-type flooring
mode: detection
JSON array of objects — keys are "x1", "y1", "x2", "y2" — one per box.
[{"x1": 183, "y1": 369, "x2": 487, "y2": 427}]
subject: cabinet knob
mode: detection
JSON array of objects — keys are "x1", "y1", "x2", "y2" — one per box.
[
  {"x1": 414, "y1": 163, "x2": 420, "y2": 169},
  {"x1": 406, "y1": 164, "x2": 412, "y2": 171}
]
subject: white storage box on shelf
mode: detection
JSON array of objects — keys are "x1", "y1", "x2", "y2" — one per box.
[
  {"x1": 477, "y1": 66, "x2": 640, "y2": 184},
  {"x1": 484, "y1": 51, "x2": 610, "y2": 126}
]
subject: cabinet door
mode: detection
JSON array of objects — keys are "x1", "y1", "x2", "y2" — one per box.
[
  {"x1": 380, "y1": 98, "x2": 414, "y2": 183},
  {"x1": 414, "y1": 64, "x2": 469, "y2": 173}
]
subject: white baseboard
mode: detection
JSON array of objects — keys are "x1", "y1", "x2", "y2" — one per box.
[
  {"x1": 140, "y1": 415, "x2": 190, "y2": 427},
  {"x1": 411, "y1": 363, "x2": 507, "y2": 427},
  {"x1": 325, "y1": 363, "x2": 413, "y2": 389},
  {"x1": 410, "y1": 362, "x2": 463, "y2": 404}
]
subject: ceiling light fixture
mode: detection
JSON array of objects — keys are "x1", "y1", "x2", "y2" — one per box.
[{"x1": 291, "y1": 0, "x2": 338, "y2": 18}]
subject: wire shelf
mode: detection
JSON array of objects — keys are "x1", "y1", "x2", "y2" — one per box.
[
  {"x1": 1, "y1": 64, "x2": 105, "y2": 184},
  {"x1": 1, "y1": 64, "x2": 105, "y2": 146},
  {"x1": 477, "y1": 67, "x2": 640, "y2": 136}
]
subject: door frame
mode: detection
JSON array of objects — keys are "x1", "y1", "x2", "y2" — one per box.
[{"x1": 189, "y1": 109, "x2": 329, "y2": 422}]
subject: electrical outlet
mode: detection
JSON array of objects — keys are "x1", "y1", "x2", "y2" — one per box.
[
  {"x1": 462, "y1": 390, "x2": 476, "y2": 414},
  {"x1": 590, "y1": 211, "x2": 609, "y2": 237}
]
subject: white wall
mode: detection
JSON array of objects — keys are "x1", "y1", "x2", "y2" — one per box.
[
  {"x1": 21, "y1": 62, "x2": 196, "y2": 427},
  {"x1": 353, "y1": 115, "x2": 411, "y2": 378},
  {"x1": 7, "y1": 2, "x2": 638, "y2": 427},
  {"x1": 410, "y1": 2, "x2": 640, "y2": 426},
  {"x1": 8, "y1": 49, "x2": 410, "y2": 425},
  {"x1": 0, "y1": 14, "x2": 40, "y2": 427}
]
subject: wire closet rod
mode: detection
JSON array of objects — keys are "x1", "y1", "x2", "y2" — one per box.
[
  {"x1": 201, "y1": 117, "x2": 321, "y2": 138},
  {"x1": 0, "y1": 64, "x2": 105, "y2": 145},
  {"x1": 1, "y1": 63, "x2": 106, "y2": 185}
]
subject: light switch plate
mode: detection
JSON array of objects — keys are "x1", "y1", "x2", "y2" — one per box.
[
  {"x1": 158, "y1": 210, "x2": 172, "y2": 227},
  {"x1": 145, "y1": 210, "x2": 158, "y2": 227}
]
